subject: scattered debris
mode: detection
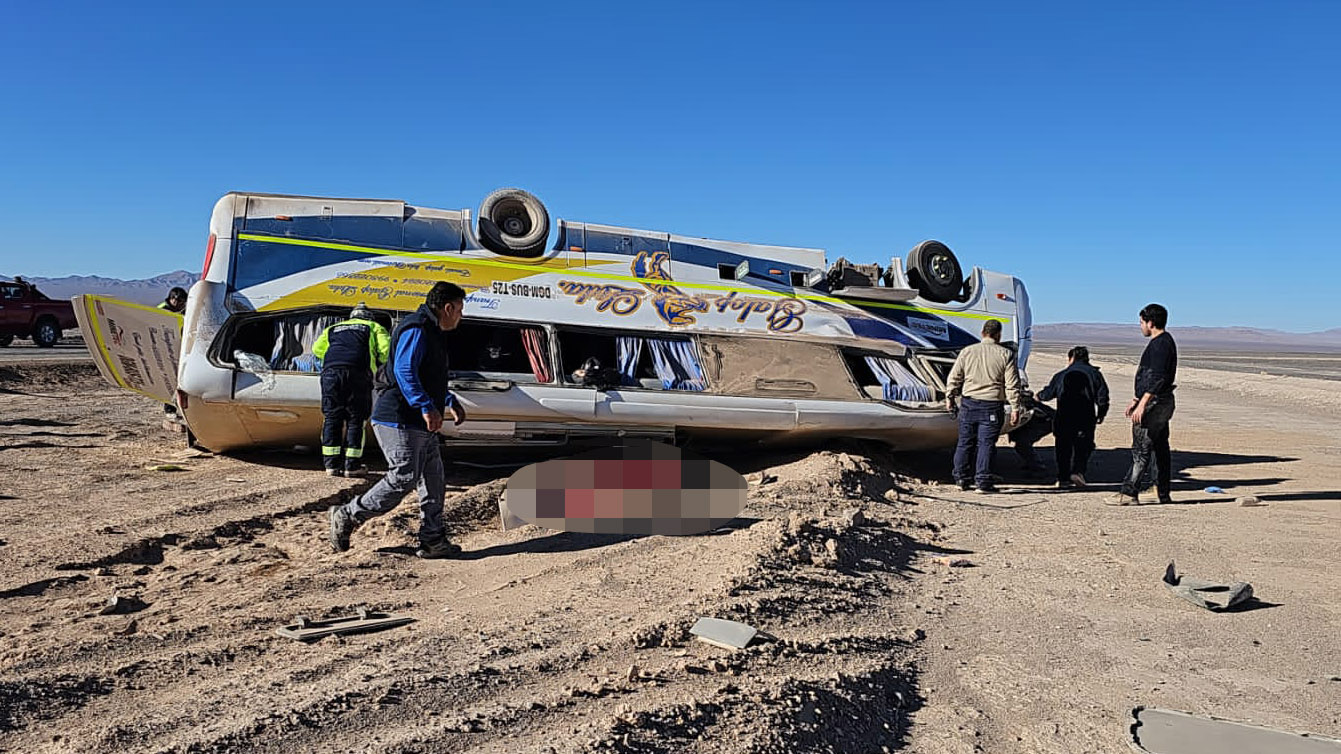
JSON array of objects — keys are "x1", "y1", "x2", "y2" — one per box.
[
  {"x1": 1130, "y1": 706, "x2": 1341, "y2": 753},
  {"x1": 1162, "y1": 562, "x2": 1253, "y2": 612},
  {"x1": 1237, "y1": 496, "x2": 1265, "y2": 507},
  {"x1": 931, "y1": 556, "x2": 974, "y2": 568},
  {"x1": 143, "y1": 464, "x2": 186, "y2": 472},
  {"x1": 180, "y1": 535, "x2": 221, "y2": 551},
  {"x1": 99, "y1": 594, "x2": 149, "y2": 615},
  {"x1": 1203, "y1": 486, "x2": 1226, "y2": 495},
  {"x1": 275, "y1": 608, "x2": 415, "y2": 642},
  {"x1": 689, "y1": 617, "x2": 758, "y2": 650},
  {"x1": 173, "y1": 448, "x2": 212, "y2": 459}
]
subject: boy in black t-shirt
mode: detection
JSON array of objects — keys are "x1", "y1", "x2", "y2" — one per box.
[{"x1": 1108, "y1": 304, "x2": 1178, "y2": 505}]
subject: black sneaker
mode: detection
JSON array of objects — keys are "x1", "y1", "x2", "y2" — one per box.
[
  {"x1": 328, "y1": 505, "x2": 356, "y2": 553},
  {"x1": 957, "y1": 480, "x2": 973, "y2": 491},
  {"x1": 416, "y1": 538, "x2": 462, "y2": 560},
  {"x1": 976, "y1": 483, "x2": 997, "y2": 494}
]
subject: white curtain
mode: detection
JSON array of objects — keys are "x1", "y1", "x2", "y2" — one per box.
[{"x1": 864, "y1": 356, "x2": 934, "y2": 402}]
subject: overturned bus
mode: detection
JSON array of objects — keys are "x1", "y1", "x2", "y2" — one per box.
[{"x1": 74, "y1": 189, "x2": 1033, "y2": 453}]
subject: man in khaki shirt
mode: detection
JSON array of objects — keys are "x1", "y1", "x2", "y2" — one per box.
[{"x1": 945, "y1": 319, "x2": 1024, "y2": 492}]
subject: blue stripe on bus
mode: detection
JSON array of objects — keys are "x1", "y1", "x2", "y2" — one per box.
[
  {"x1": 232, "y1": 239, "x2": 379, "y2": 290},
  {"x1": 243, "y1": 214, "x2": 405, "y2": 248},
  {"x1": 852, "y1": 304, "x2": 981, "y2": 347},
  {"x1": 840, "y1": 314, "x2": 923, "y2": 347}
]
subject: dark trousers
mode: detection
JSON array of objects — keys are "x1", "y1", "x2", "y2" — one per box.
[
  {"x1": 954, "y1": 397, "x2": 1005, "y2": 486},
  {"x1": 1120, "y1": 396, "x2": 1175, "y2": 498},
  {"x1": 1054, "y1": 415, "x2": 1096, "y2": 482},
  {"x1": 320, "y1": 367, "x2": 372, "y2": 471}
]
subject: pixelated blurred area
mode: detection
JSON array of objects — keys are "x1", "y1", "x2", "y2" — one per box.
[{"x1": 504, "y1": 440, "x2": 747, "y2": 535}]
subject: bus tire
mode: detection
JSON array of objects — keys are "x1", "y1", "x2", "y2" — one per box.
[
  {"x1": 33, "y1": 317, "x2": 60, "y2": 348},
  {"x1": 478, "y1": 188, "x2": 549, "y2": 258},
  {"x1": 906, "y1": 240, "x2": 964, "y2": 303}
]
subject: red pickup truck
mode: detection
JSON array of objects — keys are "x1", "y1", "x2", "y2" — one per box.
[{"x1": 0, "y1": 277, "x2": 79, "y2": 347}]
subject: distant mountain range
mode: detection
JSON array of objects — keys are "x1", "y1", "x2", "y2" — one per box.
[
  {"x1": 0, "y1": 271, "x2": 198, "y2": 307},
  {"x1": 1035, "y1": 322, "x2": 1341, "y2": 352}
]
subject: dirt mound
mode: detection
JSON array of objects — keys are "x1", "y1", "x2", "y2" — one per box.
[{"x1": 0, "y1": 361, "x2": 102, "y2": 389}]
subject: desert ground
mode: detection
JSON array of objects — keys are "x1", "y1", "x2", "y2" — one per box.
[{"x1": 0, "y1": 347, "x2": 1337, "y2": 753}]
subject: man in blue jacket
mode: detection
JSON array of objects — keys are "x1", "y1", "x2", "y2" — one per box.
[
  {"x1": 328, "y1": 282, "x2": 468, "y2": 558},
  {"x1": 1037, "y1": 345, "x2": 1110, "y2": 488}
]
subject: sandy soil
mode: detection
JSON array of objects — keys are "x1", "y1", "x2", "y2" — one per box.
[{"x1": 0, "y1": 351, "x2": 1337, "y2": 753}]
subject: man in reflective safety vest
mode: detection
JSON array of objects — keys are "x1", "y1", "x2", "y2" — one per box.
[
  {"x1": 157, "y1": 287, "x2": 188, "y2": 426},
  {"x1": 312, "y1": 303, "x2": 390, "y2": 477}
]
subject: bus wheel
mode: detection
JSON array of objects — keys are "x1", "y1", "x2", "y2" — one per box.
[
  {"x1": 0, "y1": 334, "x2": 12, "y2": 347},
  {"x1": 478, "y1": 188, "x2": 549, "y2": 258},
  {"x1": 906, "y1": 240, "x2": 964, "y2": 303}
]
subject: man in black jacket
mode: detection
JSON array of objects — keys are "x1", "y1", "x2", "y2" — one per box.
[
  {"x1": 1108, "y1": 304, "x2": 1178, "y2": 505},
  {"x1": 1038, "y1": 345, "x2": 1110, "y2": 488},
  {"x1": 327, "y1": 283, "x2": 468, "y2": 558}
]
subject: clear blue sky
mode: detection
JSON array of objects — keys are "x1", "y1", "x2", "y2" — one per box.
[{"x1": 1, "y1": 1, "x2": 1338, "y2": 331}]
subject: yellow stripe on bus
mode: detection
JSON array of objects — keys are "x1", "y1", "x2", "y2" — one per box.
[
  {"x1": 84, "y1": 296, "x2": 128, "y2": 390},
  {"x1": 236, "y1": 232, "x2": 1010, "y2": 323}
]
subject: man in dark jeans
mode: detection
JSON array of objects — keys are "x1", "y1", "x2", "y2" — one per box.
[
  {"x1": 327, "y1": 282, "x2": 468, "y2": 558},
  {"x1": 1037, "y1": 345, "x2": 1110, "y2": 488},
  {"x1": 1109, "y1": 304, "x2": 1178, "y2": 505},
  {"x1": 945, "y1": 319, "x2": 1024, "y2": 493}
]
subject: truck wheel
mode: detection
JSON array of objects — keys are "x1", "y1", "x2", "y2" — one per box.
[
  {"x1": 0, "y1": 334, "x2": 12, "y2": 347},
  {"x1": 477, "y1": 188, "x2": 549, "y2": 258},
  {"x1": 33, "y1": 317, "x2": 60, "y2": 348},
  {"x1": 906, "y1": 240, "x2": 964, "y2": 304}
]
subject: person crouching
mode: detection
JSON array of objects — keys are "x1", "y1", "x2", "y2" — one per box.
[{"x1": 312, "y1": 303, "x2": 390, "y2": 477}]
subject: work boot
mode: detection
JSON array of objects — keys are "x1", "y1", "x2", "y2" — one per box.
[
  {"x1": 1055, "y1": 479, "x2": 1073, "y2": 490},
  {"x1": 344, "y1": 465, "x2": 368, "y2": 479},
  {"x1": 957, "y1": 479, "x2": 973, "y2": 492},
  {"x1": 328, "y1": 505, "x2": 357, "y2": 553},
  {"x1": 326, "y1": 468, "x2": 344, "y2": 478},
  {"x1": 1105, "y1": 492, "x2": 1140, "y2": 506},
  {"x1": 416, "y1": 537, "x2": 462, "y2": 560},
  {"x1": 976, "y1": 482, "x2": 997, "y2": 494},
  {"x1": 1070, "y1": 473, "x2": 1088, "y2": 488}
]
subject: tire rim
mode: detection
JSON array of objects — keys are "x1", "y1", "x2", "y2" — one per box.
[
  {"x1": 929, "y1": 253, "x2": 956, "y2": 284},
  {"x1": 39, "y1": 324, "x2": 55, "y2": 342},
  {"x1": 493, "y1": 199, "x2": 533, "y2": 239},
  {"x1": 502, "y1": 214, "x2": 528, "y2": 236}
]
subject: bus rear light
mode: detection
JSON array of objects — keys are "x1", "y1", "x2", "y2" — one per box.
[
  {"x1": 176, "y1": 389, "x2": 189, "y2": 410},
  {"x1": 202, "y1": 233, "x2": 216, "y2": 279}
]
